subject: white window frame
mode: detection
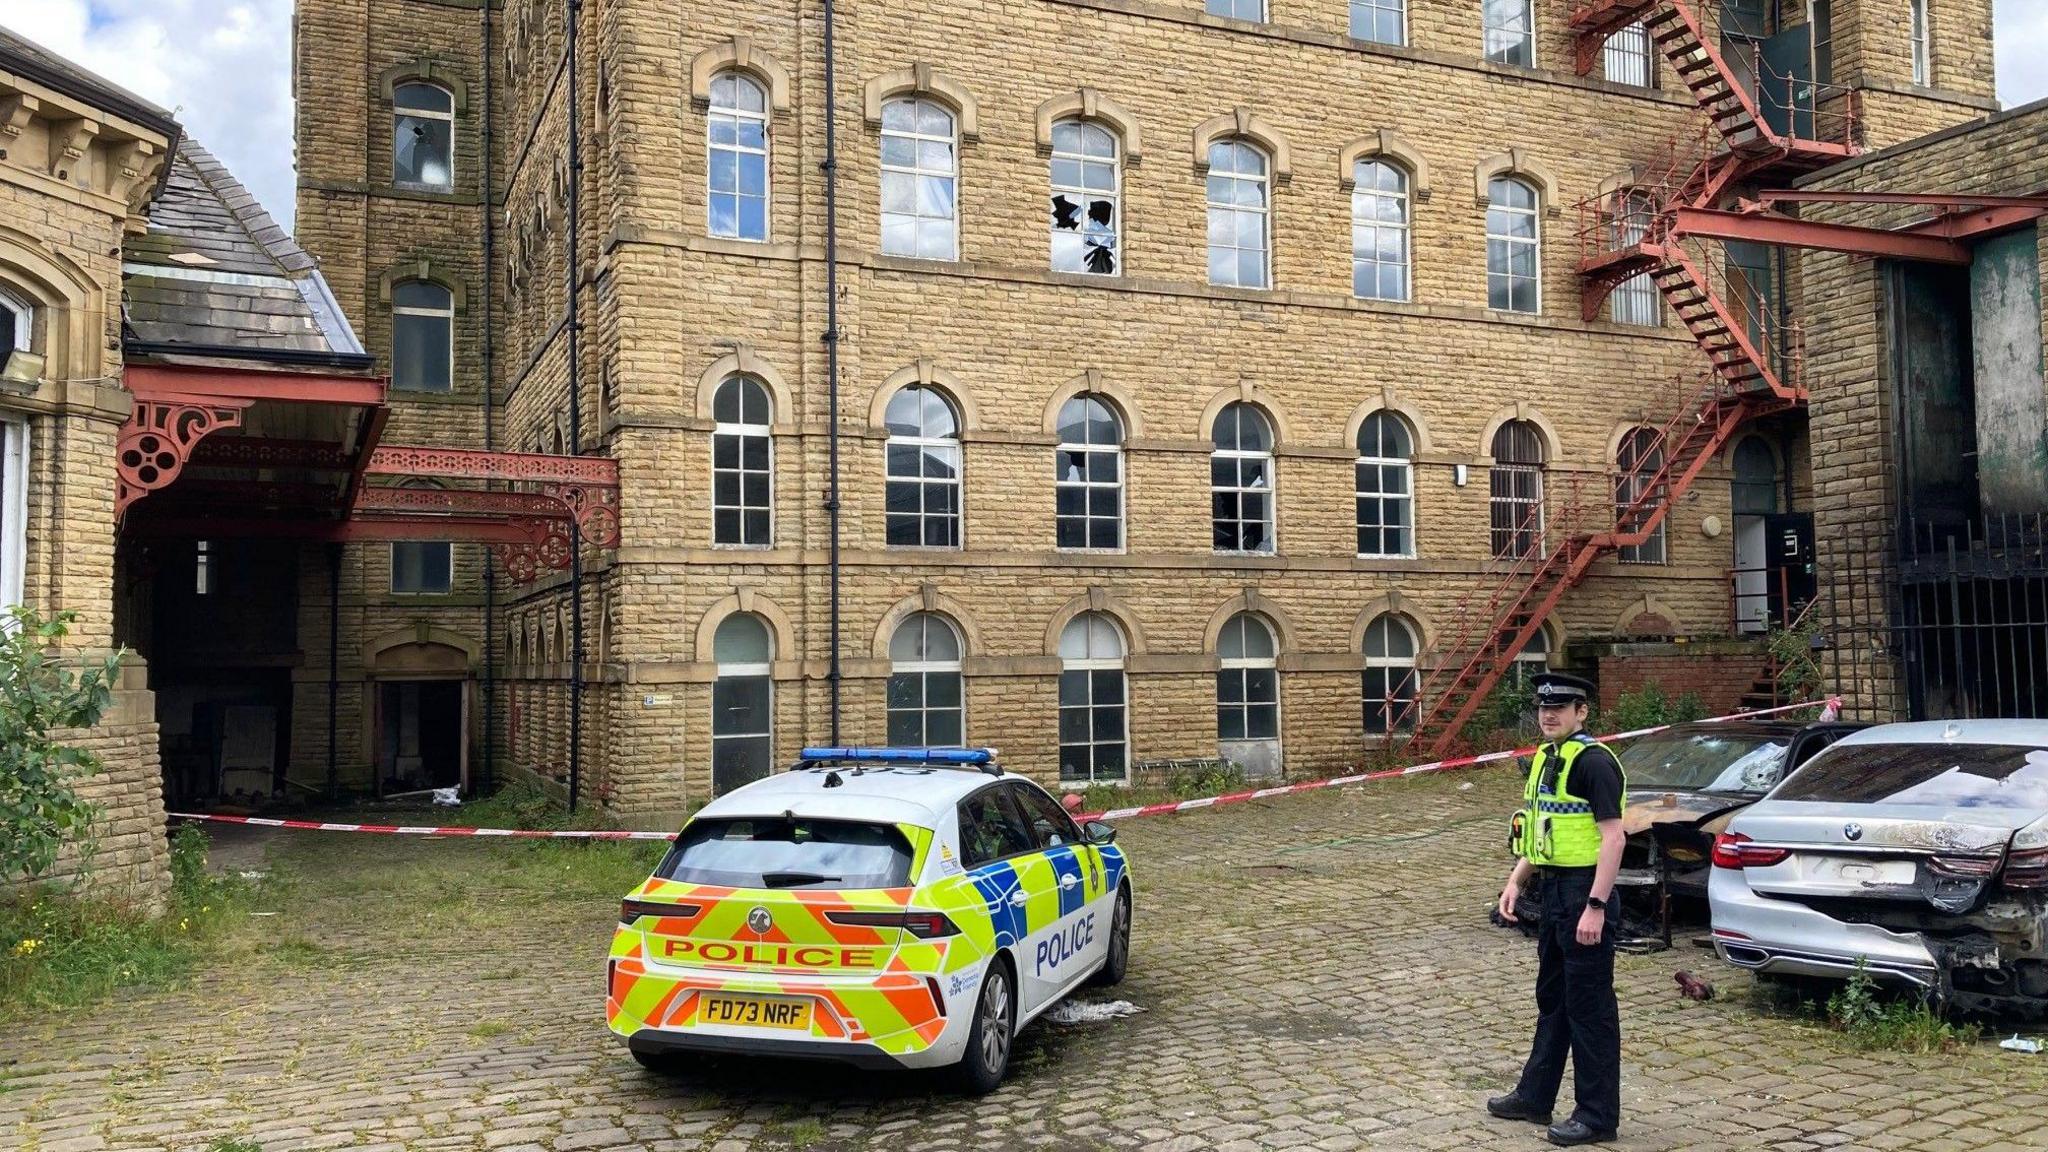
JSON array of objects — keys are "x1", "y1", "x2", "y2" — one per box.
[
  {"x1": 707, "y1": 71, "x2": 771, "y2": 242},
  {"x1": 1355, "y1": 410, "x2": 1416, "y2": 559},
  {"x1": 1616, "y1": 425, "x2": 1669, "y2": 565},
  {"x1": 711, "y1": 375, "x2": 775, "y2": 547},
  {"x1": 0, "y1": 415, "x2": 27, "y2": 612},
  {"x1": 1206, "y1": 0, "x2": 1267, "y2": 20},
  {"x1": 1055, "y1": 394, "x2": 1124, "y2": 552},
  {"x1": 1486, "y1": 177, "x2": 1542, "y2": 315},
  {"x1": 0, "y1": 286, "x2": 29, "y2": 353},
  {"x1": 888, "y1": 612, "x2": 965, "y2": 748},
  {"x1": 884, "y1": 385, "x2": 963, "y2": 549},
  {"x1": 1216, "y1": 612, "x2": 1280, "y2": 744},
  {"x1": 1049, "y1": 120, "x2": 1122, "y2": 276},
  {"x1": 879, "y1": 97, "x2": 959, "y2": 261},
  {"x1": 1484, "y1": 0, "x2": 1536, "y2": 66},
  {"x1": 195, "y1": 540, "x2": 212, "y2": 596},
  {"x1": 1909, "y1": 0, "x2": 1930, "y2": 85},
  {"x1": 1059, "y1": 613, "x2": 1129, "y2": 786},
  {"x1": 1211, "y1": 403, "x2": 1276, "y2": 555},
  {"x1": 1350, "y1": 0, "x2": 1407, "y2": 45},
  {"x1": 1362, "y1": 614, "x2": 1419, "y2": 735},
  {"x1": 1351, "y1": 159, "x2": 1411, "y2": 303},
  {"x1": 1206, "y1": 140, "x2": 1271, "y2": 290},
  {"x1": 390, "y1": 540, "x2": 454, "y2": 595},
  {"x1": 1603, "y1": 22, "x2": 1654, "y2": 87},
  {"x1": 392, "y1": 82, "x2": 456, "y2": 191},
  {"x1": 391, "y1": 280, "x2": 455, "y2": 392}
]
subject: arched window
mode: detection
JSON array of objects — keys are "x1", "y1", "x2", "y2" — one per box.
[
  {"x1": 1486, "y1": 177, "x2": 1540, "y2": 314},
  {"x1": 1610, "y1": 188, "x2": 1659, "y2": 325},
  {"x1": 1616, "y1": 425, "x2": 1667, "y2": 565},
  {"x1": 1216, "y1": 612, "x2": 1279, "y2": 745},
  {"x1": 884, "y1": 385, "x2": 962, "y2": 548},
  {"x1": 1351, "y1": 0, "x2": 1406, "y2": 44},
  {"x1": 1511, "y1": 622, "x2": 1551, "y2": 688},
  {"x1": 711, "y1": 612, "x2": 775, "y2": 794},
  {"x1": 391, "y1": 280, "x2": 453, "y2": 392},
  {"x1": 1362, "y1": 613, "x2": 1419, "y2": 734},
  {"x1": 1490, "y1": 420, "x2": 1545, "y2": 559},
  {"x1": 0, "y1": 286, "x2": 29, "y2": 352},
  {"x1": 1212, "y1": 402, "x2": 1274, "y2": 554},
  {"x1": 712, "y1": 375, "x2": 773, "y2": 546},
  {"x1": 1055, "y1": 394, "x2": 1123, "y2": 551},
  {"x1": 708, "y1": 71, "x2": 769, "y2": 241},
  {"x1": 880, "y1": 97, "x2": 958, "y2": 260},
  {"x1": 888, "y1": 612, "x2": 964, "y2": 747},
  {"x1": 1206, "y1": 0, "x2": 1266, "y2": 19},
  {"x1": 1059, "y1": 612, "x2": 1128, "y2": 785},
  {"x1": 1206, "y1": 140, "x2": 1270, "y2": 289},
  {"x1": 1356, "y1": 410, "x2": 1416, "y2": 558},
  {"x1": 393, "y1": 82, "x2": 455, "y2": 189},
  {"x1": 1049, "y1": 120, "x2": 1120, "y2": 275},
  {"x1": 1484, "y1": 0, "x2": 1535, "y2": 66},
  {"x1": 1351, "y1": 159, "x2": 1410, "y2": 301}
]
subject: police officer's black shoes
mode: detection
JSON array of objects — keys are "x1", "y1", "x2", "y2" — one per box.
[
  {"x1": 1546, "y1": 1119, "x2": 1617, "y2": 1146},
  {"x1": 1484, "y1": 1093, "x2": 1553, "y2": 1125}
]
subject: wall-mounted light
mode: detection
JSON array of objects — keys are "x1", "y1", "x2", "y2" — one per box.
[
  {"x1": 1453, "y1": 463, "x2": 1468, "y2": 487},
  {"x1": 0, "y1": 349, "x2": 44, "y2": 391}
]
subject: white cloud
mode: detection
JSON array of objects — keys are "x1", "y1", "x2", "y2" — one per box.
[
  {"x1": 1, "y1": 1, "x2": 296, "y2": 227},
  {"x1": 1, "y1": 0, "x2": 2045, "y2": 243}
]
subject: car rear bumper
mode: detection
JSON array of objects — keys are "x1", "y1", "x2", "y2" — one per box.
[
  {"x1": 1707, "y1": 867, "x2": 1940, "y2": 987},
  {"x1": 605, "y1": 957, "x2": 967, "y2": 1069}
]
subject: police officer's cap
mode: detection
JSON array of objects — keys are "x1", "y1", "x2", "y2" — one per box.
[{"x1": 1531, "y1": 672, "x2": 1595, "y2": 708}]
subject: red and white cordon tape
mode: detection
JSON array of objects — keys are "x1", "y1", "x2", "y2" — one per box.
[{"x1": 168, "y1": 697, "x2": 1838, "y2": 839}]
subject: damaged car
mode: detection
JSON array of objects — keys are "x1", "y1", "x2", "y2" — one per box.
[
  {"x1": 1619, "y1": 720, "x2": 1866, "y2": 904},
  {"x1": 1709, "y1": 720, "x2": 2048, "y2": 1017}
]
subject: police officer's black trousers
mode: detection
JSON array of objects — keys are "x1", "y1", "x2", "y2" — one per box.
[{"x1": 1511, "y1": 867, "x2": 1621, "y2": 1132}]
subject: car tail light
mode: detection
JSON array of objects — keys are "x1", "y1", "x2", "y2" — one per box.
[
  {"x1": 2002, "y1": 846, "x2": 2048, "y2": 889},
  {"x1": 1927, "y1": 854, "x2": 2001, "y2": 879},
  {"x1": 1711, "y1": 832, "x2": 1789, "y2": 870},
  {"x1": 825, "y1": 910, "x2": 962, "y2": 938},
  {"x1": 619, "y1": 899, "x2": 701, "y2": 924}
]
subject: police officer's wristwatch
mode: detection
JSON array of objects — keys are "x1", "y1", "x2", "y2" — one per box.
[{"x1": 1587, "y1": 894, "x2": 1610, "y2": 911}]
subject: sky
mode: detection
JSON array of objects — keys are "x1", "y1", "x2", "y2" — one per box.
[{"x1": 2, "y1": 0, "x2": 2045, "y2": 235}]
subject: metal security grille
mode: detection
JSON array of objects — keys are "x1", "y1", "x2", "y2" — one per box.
[{"x1": 1490, "y1": 420, "x2": 1544, "y2": 559}]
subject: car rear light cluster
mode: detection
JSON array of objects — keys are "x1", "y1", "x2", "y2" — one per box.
[
  {"x1": 2002, "y1": 847, "x2": 2048, "y2": 889},
  {"x1": 825, "y1": 909, "x2": 962, "y2": 938},
  {"x1": 1710, "y1": 832, "x2": 1790, "y2": 870},
  {"x1": 619, "y1": 899, "x2": 701, "y2": 924},
  {"x1": 1926, "y1": 854, "x2": 2001, "y2": 879}
]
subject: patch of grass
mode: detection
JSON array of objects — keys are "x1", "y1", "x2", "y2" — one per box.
[
  {"x1": 257, "y1": 935, "x2": 329, "y2": 968},
  {"x1": 206, "y1": 1139, "x2": 262, "y2": 1152},
  {"x1": 786, "y1": 1118, "x2": 827, "y2": 1149},
  {"x1": 468, "y1": 1020, "x2": 512, "y2": 1039},
  {"x1": 1823, "y1": 963, "x2": 1981, "y2": 1054},
  {"x1": 1, "y1": 826, "x2": 254, "y2": 1016}
]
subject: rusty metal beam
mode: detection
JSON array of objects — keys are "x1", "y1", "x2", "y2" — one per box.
[
  {"x1": 365, "y1": 445, "x2": 619, "y2": 485},
  {"x1": 125, "y1": 363, "x2": 388, "y2": 407},
  {"x1": 1671, "y1": 206, "x2": 1972, "y2": 264},
  {"x1": 125, "y1": 514, "x2": 550, "y2": 546},
  {"x1": 1906, "y1": 202, "x2": 2048, "y2": 242},
  {"x1": 190, "y1": 436, "x2": 354, "y2": 471},
  {"x1": 1756, "y1": 189, "x2": 2048, "y2": 209}
]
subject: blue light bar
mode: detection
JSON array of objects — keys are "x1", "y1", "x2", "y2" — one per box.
[{"x1": 799, "y1": 746, "x2": 997, "y2": 765}]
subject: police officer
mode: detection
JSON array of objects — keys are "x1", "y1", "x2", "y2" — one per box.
[{"x1": 1485, "y1": 672, "x2": 1626, "y2": 1146}]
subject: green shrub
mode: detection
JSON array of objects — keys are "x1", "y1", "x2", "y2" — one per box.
[
  {"x1": 1596, "y1": 682, "x2": 1708, "y2": 734},
  {"x1": 1824, "y1": 961, "x2": 1980, "y2": 1054},
  {"x1": 1166, "y1": 759, "x2": 1246, "y2": 801},
  {"x1": 0, "y1": 607, "x2": 124, "y2": 884}
]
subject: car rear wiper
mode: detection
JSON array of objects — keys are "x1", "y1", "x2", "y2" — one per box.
[{"x1": 760, "y1": 871, "x2": 840, "y2": 888}]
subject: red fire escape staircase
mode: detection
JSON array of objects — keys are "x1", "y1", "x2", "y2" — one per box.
[{"x1": 1402, "y1": 0, "x2": 1868, "y2": 753}]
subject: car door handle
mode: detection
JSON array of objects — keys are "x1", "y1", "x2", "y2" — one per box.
[
  {"x1": 1059, "y1": 875, "x2": 1080, "y2": 888},
  {"x1": 1008, "y1": 890, "x2": 1029, "y2": 906}
]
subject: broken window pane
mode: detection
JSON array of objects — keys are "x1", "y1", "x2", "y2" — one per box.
[
  {"x1": 392, "y1": 83, "x2": 454, "y2": 189},
  {"x1": 1049, "y1": 121, "x2": 1120, "y2": 276}
]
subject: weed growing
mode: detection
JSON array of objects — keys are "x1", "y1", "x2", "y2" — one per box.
[{"x1": 1824, "y1": 963, "x2": 1981, "y2": 1054}]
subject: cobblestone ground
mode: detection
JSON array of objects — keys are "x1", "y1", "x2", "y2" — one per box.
[{"x1": 9, "y1": 770, "x2": 2048, "y2": 1152}]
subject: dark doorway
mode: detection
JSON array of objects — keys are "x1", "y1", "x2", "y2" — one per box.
[
  {"x1": 1763, "y1": 512, "x2": 1816, "y2": 627},
  {"x1": 379, "y1": 680, "x2": 464, "y2": 793}
]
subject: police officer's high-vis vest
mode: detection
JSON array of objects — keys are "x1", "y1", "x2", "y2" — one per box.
[{"x1": 1511, "y1": 733, "x2": 1626, "y2": 868}]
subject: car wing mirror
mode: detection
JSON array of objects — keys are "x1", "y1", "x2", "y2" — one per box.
[{"x1": 1084, "y1": 820, "x2": 1117, "y2": 845}]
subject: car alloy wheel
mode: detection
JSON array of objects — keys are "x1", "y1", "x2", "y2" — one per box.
[
  {"x1": 977, "y1": 966, "x2": 1011, "y2": 1074},
  {"x1": 1110, "y1": 889, "x2": 1129, "y2": 970}
]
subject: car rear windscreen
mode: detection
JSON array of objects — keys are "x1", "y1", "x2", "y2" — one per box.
[
  {"x1": 1773, "y1": 743, "x2": 2048, "y2": 809},
  {"x1": 657, "y1": 817, "x2": 915, "y2": 890},
  {"x1": 1621, "y1": 731, "x2": 1788, "y2": 793}
]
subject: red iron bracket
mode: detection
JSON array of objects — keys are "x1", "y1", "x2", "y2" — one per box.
[{"x1": 115, "y1": 395, "x2": 251, "y2": 519}]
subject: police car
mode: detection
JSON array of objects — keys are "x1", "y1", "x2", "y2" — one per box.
[{"x1": 606, "y1": 748, "x2": 1133, "y2": 1093}]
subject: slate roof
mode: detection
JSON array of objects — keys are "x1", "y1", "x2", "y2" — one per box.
[{"x1": 123, "y1": 139, "x2": 369, "y2": 367}]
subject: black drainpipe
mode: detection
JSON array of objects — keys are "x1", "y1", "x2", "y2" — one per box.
[
  {"x1": 565, "y1": 0, "x2": 587, "y2": 811},
  {"x1": 326, "y1": 542, "x2": 340, "y2": 798},
  {"x1": 480, "y1": 0, "x2": 498, "y2": 795},
  {"x1": 823, "y1": 0, "x2": 843, "y2": 743}
]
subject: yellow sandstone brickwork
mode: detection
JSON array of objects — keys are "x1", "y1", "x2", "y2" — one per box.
[{"x1": 295, "y1": 0, "x2": 1996, "y2": 808}]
